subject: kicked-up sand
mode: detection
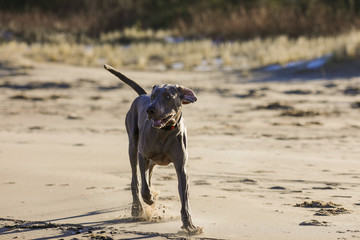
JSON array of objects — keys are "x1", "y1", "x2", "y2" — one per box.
[{"x1": 1, "y1": 61, "x2": 360, "y2": 239}]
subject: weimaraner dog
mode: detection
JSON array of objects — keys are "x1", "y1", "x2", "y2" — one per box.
[{"x1": 104, "y1": 64, "x2": 200, "y2": 233}]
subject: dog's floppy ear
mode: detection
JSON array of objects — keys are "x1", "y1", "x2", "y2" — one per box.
[
  {"x1": 151, "y1": 85, "x2": 157, "y2": 93},
  {"x1": 176, "y1": 85, "x2": 197, "y2": 104}
]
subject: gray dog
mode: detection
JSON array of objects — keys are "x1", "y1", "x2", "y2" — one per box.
[{"x1": 104, "y1": 64, "x2": 200, "y2": 233}]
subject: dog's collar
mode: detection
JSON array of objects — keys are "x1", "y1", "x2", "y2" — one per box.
[{"x1": 161, "y1": 113, "x2": 182, "y2": 131}]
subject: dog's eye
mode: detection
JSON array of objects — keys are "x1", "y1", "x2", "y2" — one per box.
[
  {"x1": 151, "y1": 95, "x2": 155, "y2": 100},
  {"x1": 165, "y1": 95, "x2": 171, "y2": 100}
]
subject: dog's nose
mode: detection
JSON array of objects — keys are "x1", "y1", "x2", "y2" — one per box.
[{"x1": 146, "y1": 106, "x2": 156, "y2": 116}]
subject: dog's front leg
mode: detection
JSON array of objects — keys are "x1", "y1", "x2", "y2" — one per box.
[
  {"x1": 171, "y1": 147, "x2": 200, "y2": 233},
  {"x1": 138, "y1": 153, "x2": 154, "y2": 205},
  {"x1": 175, "y1": 165, "x2": 197, "y2": 231}
]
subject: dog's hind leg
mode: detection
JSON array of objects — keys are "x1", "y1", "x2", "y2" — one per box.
[
  {"x1": 138, "y1": 153, "x2": 154, "y2": 205},
  {"x1": 148, "y1": 160, "x2": 156, "y2": 187},
  {"x1": 126, "y1": 110, "x2": 143, "y2": 218},
  {"x1": 129, "y1": 142, "x2": 143, "y2": 218}
]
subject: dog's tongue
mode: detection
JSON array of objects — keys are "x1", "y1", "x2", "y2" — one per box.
[{"x1": 153, "y1": 119, "x2": 163, "y2": 128}]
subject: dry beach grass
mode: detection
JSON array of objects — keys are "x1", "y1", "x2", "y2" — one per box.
[{"x1": 2, "y1": 29, "x2": 360, "y2": 71}]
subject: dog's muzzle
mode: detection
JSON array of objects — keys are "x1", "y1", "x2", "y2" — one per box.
[{"x1": 146, "y1": 106, "x2": 156, "y2": 120}]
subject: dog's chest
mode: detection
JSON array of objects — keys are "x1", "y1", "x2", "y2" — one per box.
[
  {"x1": 139, "y1": 134, "x2": 174, "y2": 165},
  {"x1": 141, "y1": 143, "x2": 172, "y2": 165},
  {"x1": 147, "y1": 152, "x2": 172, "y2": 165}
]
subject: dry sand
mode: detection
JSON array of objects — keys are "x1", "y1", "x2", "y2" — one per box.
[{"x1": 1, "y1": 62, "x2": 360, "y2": 239}]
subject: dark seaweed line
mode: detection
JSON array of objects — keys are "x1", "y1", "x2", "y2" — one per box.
[{"x1": 0, "y1": 217, "x2": 87, "y2": 230}]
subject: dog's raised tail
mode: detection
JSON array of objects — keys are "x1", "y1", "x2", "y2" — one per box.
[{"x1": 104, "y1": 64, "x2": 147, "y2": 96}]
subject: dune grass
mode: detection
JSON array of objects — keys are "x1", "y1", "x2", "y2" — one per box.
[{"x1": 1, "y1": 28, "x2": 360, "y2": 71}]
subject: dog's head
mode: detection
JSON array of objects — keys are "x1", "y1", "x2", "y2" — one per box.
[{"x1": 146, "y1": 84, "x2": 197, "y2": 129}]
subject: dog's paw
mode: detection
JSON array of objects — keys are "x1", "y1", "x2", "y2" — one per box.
[
  {"x1": 131, "y1": 204, "x2": 144, "y2": 218},
  {"x1": 142, "y1": 192, "x2": 155, "y2": 205},
  {"x1": 179, "y1": 225, "x2": 204, "y2": 236},
  {"x1": 143, "y1": 195, "x2": 155, "y2": 205}
]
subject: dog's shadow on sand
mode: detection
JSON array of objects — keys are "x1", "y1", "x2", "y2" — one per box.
[{"x1": 0, "y1": 207, "x2": 187, "y2": 240}]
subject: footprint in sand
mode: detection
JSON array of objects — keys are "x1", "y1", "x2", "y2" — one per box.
[
  {"x1": 73, "y1": 143, "x2": 84, "y2": 147},
  {"x1": 45, "y1": 184, "x2": 69, "y2": 187},
  {"x1": 351, "y1": 101, "x2": 360, "y2": 108},
  {"x1": 157, "y1": 175, "x2": 176, "y2": 181},
  {"x1": 299, "y1": 219, "x2": 331, "y2": 226},
  {"x1": 28, "y1": 126, "x2": 43, "y2": 131},
  {"x1": 331, "y1": 195, "x2": 352, "y2": 198},
  {"x1": 270, "y1": 186, "x2": 287, "y2": 190},
  {"x1": 158, "y1": 196, "x2": 177, "y2": 201},
  {"x1": 256, "y1": 102, "x2": 294, "y2": 110},
  {"x1": 4, "y1": 182, "x2": 16, "y2": 185},
  {"x1": 225, "y1": 178, "x2": 257, "y2": 184},
  {"x1": 67, "y1": 113, "x2": 83, "y2": 120},
  {"x1": 193, "y1": 180, "x2": 211, "y2": 186},
  {"x1": 222, "y1": 188, "x2": 242, "y2": 192},
  {"x1": 312, "y1": 186, "x2": 335, "y2": 190}
]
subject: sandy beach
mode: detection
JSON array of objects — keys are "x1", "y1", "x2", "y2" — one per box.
[{"x1": 1, "y1": 61, "x2": 360, "y2": 239}]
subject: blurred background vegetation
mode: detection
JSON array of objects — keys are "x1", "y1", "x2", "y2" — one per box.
[
  {"x1": 1, "y1": 0, "x2": 360, "y2": 71},
  {"x1": 1, "y1": 0, "x2": 359, "y2": 41}
]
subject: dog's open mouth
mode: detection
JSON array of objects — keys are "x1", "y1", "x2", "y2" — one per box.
[{"x1": 152, "y1": 114, "x2": 173, "y2": 128}]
